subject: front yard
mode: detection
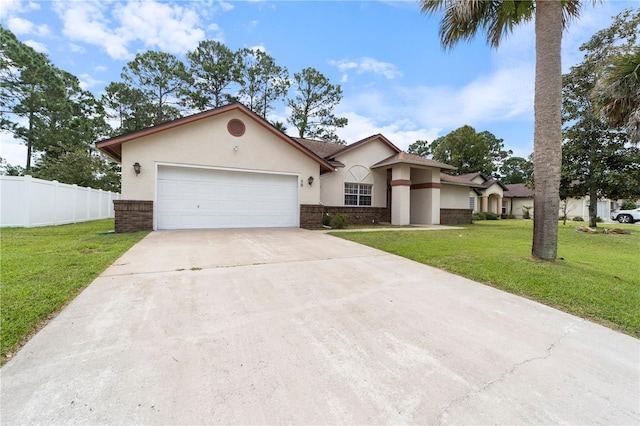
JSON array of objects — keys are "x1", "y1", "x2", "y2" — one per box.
[
  {"x1": 1, "y1": 220, "x2": 148, "y2": 363},
  {"x1": 334, "y1": 220, "x2": 639, "y2": 337}
]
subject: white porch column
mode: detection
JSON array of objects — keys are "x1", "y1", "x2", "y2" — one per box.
[
  {"x1": 481, "y1": 196, "x2": 488, "y2": 212},
  {"x1": 391, "y1": 165, "x2": 411, "y2": 225}
]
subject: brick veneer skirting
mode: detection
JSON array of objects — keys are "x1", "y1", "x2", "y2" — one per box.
[
  {"x1": 440, "y1": 208, "x2": 473, "y2": 225},
  {"x1": 114, "y1": 200, "x2": 153, "y2": 233},
  {"x1": 300, "y1": 204, "x2": 390, "y2": 228}
]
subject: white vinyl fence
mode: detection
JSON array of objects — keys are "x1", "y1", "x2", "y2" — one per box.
[{"x1": 0, "y1": 175, "x2": 120, "y2": 228}]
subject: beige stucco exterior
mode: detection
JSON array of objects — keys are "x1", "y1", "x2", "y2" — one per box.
[
  {"x1": 319, "y1": 137, "x2": 396, "y2": 208},
  {"x1": 120, "y1": 109, "x2": 322, "y2": 205},
  {"x1": 441, "y1": 185, "x2": 471, "y2": 209}
]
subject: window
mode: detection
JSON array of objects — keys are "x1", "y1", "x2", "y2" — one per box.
[
  {"x1": 469, "y1": 197, "x2": 475, "y2": 210},
  {"x1": 345, "y1": 183, "x2": 372, "y2": 206},
  {"x1": 502, "y1": 200, "x2": 507, "y2": 214}
]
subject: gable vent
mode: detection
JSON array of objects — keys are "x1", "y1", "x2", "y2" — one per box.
[{"x1": 227, "y1": 119, "x2": 246, "y2": 137}]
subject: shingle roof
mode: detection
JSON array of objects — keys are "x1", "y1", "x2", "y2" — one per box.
[
  {"x1": 294, "y1": 138, "x2": 345, "y2": 158},
  {"x1": 503, "y1": 183, "x2": 534, "y2": 198},
  {"x1": 441, "y1": 174, "x2": 484, "y2": 188},
  {"x1": 371, "y1": 152, "x2": 457, "y2": 170},
  {"x1": 95, "y1": 103, "x2": 334, "y2": 172}
]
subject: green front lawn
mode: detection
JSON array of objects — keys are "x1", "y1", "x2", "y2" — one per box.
[
  {"x1": 333, "y1": 220, "x2": 640, "y2": 337},
  {"x1": 1, "y1": 220, "x2": 148, "y2": 363}
]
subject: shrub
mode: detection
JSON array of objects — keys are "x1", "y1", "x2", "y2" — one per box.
[
  {"x1": 328, "y1": 213, "x2": 348, "y2": 229},
  {"x1": 621, "y1": 200, "x2": 638, "y2": 210},
  {"x1": 507, "y1": 214, "x2": 516, "y2": 219},
  {"x1": 472, "y1": 212, "x2": 487, "y2": 221},
  {"x1": 484, "y1": 212, "x2": 499, "y2": 220},
  {"x1": 559, "y1": 215, "x2": 567, "y2": 222},
  {"x1": 522, "y1": 205, "x2": 533, "y2": 219},
  {"x1": 572, "y1": 216, "x2": 584, "y2": 222},
  {"x1": 596, "y1": 216, "x2": 603, "y2": 223}
]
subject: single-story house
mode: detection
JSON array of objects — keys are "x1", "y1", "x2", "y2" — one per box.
[
  {"x1": 503, "y1": 183, "x2": 535, "y2": 219},
  {"x1": 96, "y1": 103, "x2": 477, "y2": 232},
  {"x1": 459, "y1": 172, "x2": 510, "y2": 216}
]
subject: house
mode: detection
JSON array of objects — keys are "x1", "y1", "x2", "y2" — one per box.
[
  {"x1": 96, "y1": 103, "x2": 476, "y2": 232},
  {"x1": 502, "y1": 183, "x2": 535, "y2": 219},
  {"x1": 458, "y1": 172, "x2": 510, "y2": 217}
]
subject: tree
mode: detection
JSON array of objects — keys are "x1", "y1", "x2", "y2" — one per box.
[
  {"x1": 287, "y1": 67, "x2": 348, "y2": 143},
  {"x1": 0, "y1": 157, "x2": 25, "y2": 176},
  {"x1": 499, "y1": 156, "x2": 533, "y2": 184},
  {"x1": 586, "y1": 9, "x2": 640, "y2": 143},
  {"x1": 121, "y1": 51, "x2": 190, "y2": 125},
  {"x1": 235, "y1": 48, "x2": 290, "y2": 119},
  {"x1": 1, "y1": 26, "x2": 55, "y2": 171},
  {"x1": 595, "y1": 48, "x2": 640, "y2": 143},
  {"x1": 32, "y1": 146, "x2": 121, "y2": 192},
  {"x1": 420, "y1": 125, "x2": 511, "y2": 176},
  {"x1": 184, "y1": 40, "x2": 241, "y2": 110},
  {"x1": 101, "y1": 82, "x2": 156, "y2": 136},
  {"x1": 562, "y1": 8, "x2": 640, "y2": 227},
  {"x1": 1, "y1": 27, "x2": 109, "y2": 174},
  {"x1": 420, "y1": 0, "x2": 581, "y2": 261},
  {"x1": 407, "y1": 140, "x2": 430, "y2": 157}
]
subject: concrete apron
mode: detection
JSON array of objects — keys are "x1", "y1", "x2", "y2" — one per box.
[{"x1": 1, "y1": 229, "x2": 638, "y2": 425}]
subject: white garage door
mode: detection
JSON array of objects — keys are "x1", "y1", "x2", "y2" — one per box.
[{"x1": 157, "y1": 166, "x2": 299, "y2": 229}]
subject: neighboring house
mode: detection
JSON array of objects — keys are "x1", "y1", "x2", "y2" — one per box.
[
  {"x1": 503, "y1": 183, "x2": 535, "y2": 219},
  {"x1": 503, "y1": 183, "x2": 619, "y2": 222},
  {"x1": 96, "y1": 103, "x2": 477, "y2": 232},
  {"x1": 458, "y1": 172, "x2": 509, "y2": 216}
]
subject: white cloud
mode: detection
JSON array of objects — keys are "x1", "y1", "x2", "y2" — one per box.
[
  {"x1": 6, "y1": 17, "x2": 50, "y2": 38},
  {"x1": 54, "y1": 1, "x2": 132, "y2": 60},
  {"x1": 24, "y1": 40, "x2": 47, "y2": 53},
  {"x1": 0, "y1": 0, "x2": 30, "y2": 19},
  {"x1": 112, "y1": 1, "x2": 205, "y2": 54},
  {"x1": 69, "y1": 44, "x2": 85, "y2": 53},
  {"x1": 6, "y1": 16, "x2": 33, "y2": 34},
  {"x1": 94, "y1": 65, "x2": 107, "y2": 72},
  {"x1": 52, "y1": 0, "x2": 207, "y2": 60},
  {"x1": 78, "y1": 73, "x2": 103, "y2": 90},
  {"x1": 330, "y1": 57, "x2": 403, "y2": 80},
  {"x1": 218, "y1": 1, "x2": 235, "y2": 12}
]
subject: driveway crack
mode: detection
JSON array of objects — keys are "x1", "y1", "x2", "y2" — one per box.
[
  {"x1": 102, "y1": 253, "x2": 389, "y2": 277},
  {"x1": 435, "y1": 318, "x2": 586, "y2": 425}
]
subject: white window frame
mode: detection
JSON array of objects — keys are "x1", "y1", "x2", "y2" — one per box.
[{"x1": 345, "y1": 183, "x2": 372, "y2": 206}]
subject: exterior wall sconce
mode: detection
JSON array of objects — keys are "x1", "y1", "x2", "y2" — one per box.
[
  {"x1": 308, "y1": 176, "x2": 314, "y2": 186},
  {"x1": 133, "y1": 162, "x2": 141, "y2": 175}
]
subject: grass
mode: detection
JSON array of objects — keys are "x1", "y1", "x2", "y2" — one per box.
[
  {"x1": 332, "y1": 220, "x2": 640, "y2": 337},
  {"x1": 1, "y1": 220, "x2": 148, "y2": 363}
]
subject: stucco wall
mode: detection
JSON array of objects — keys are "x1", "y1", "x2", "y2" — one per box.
[
  {"x1": 509, "y1": 198, "x2": 534, "y2": 218},
  {"x1": 319, "y1": 138, "x2": 396, "y2": 208},
  {"x1": 120, "y1": 109, "x2": 321, "y2": 204},
  {"x1": 441, "y1": 185, "x2": 471, "y2": 209}
]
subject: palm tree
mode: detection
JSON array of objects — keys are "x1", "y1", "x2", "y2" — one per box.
[
  {"x1": 595, "y1": 48, "x2": 640, "y2": 143},
  {"x1": 420, "y1": 0, "x2": 581, "y2": 261}
]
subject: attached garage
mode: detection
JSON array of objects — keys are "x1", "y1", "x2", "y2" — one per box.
[
  {"x1": 156, "y1": 165, "x2": 299, "y2": 229},
  {"x1": 95, "y1": 103, "x2": 334, "y2": 232}
]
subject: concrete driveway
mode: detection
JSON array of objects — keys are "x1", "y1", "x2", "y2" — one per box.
[{"x1": 2, "y1": 229, "x2": 638, "y2": 425}]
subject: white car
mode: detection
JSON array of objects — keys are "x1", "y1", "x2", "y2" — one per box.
[{"x1": 610, "y1": 207, "x2": 640, "y2": 223}]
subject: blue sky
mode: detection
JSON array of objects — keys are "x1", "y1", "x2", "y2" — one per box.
[{"x1": 1, "y1": 0, "x2": 636, "y2": 168}]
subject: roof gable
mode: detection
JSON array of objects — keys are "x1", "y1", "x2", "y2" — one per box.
[
  {"x1": 332, "y1": 134, "x2": 401, "y2": 159},
  {"x1": 96, "y1": 103, "x2": 334, "y2": 172},
  {"x1": 371, "y1": 152, "x2": 457, "y2": 170}
]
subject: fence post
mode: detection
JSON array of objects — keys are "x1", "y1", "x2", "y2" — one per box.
[
  {"x1": 53, "y1": 180, "x2": 59, "y2": 226},
  {"x1": 23, "y1": 175, "x2": 32, "y2": 228}
]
